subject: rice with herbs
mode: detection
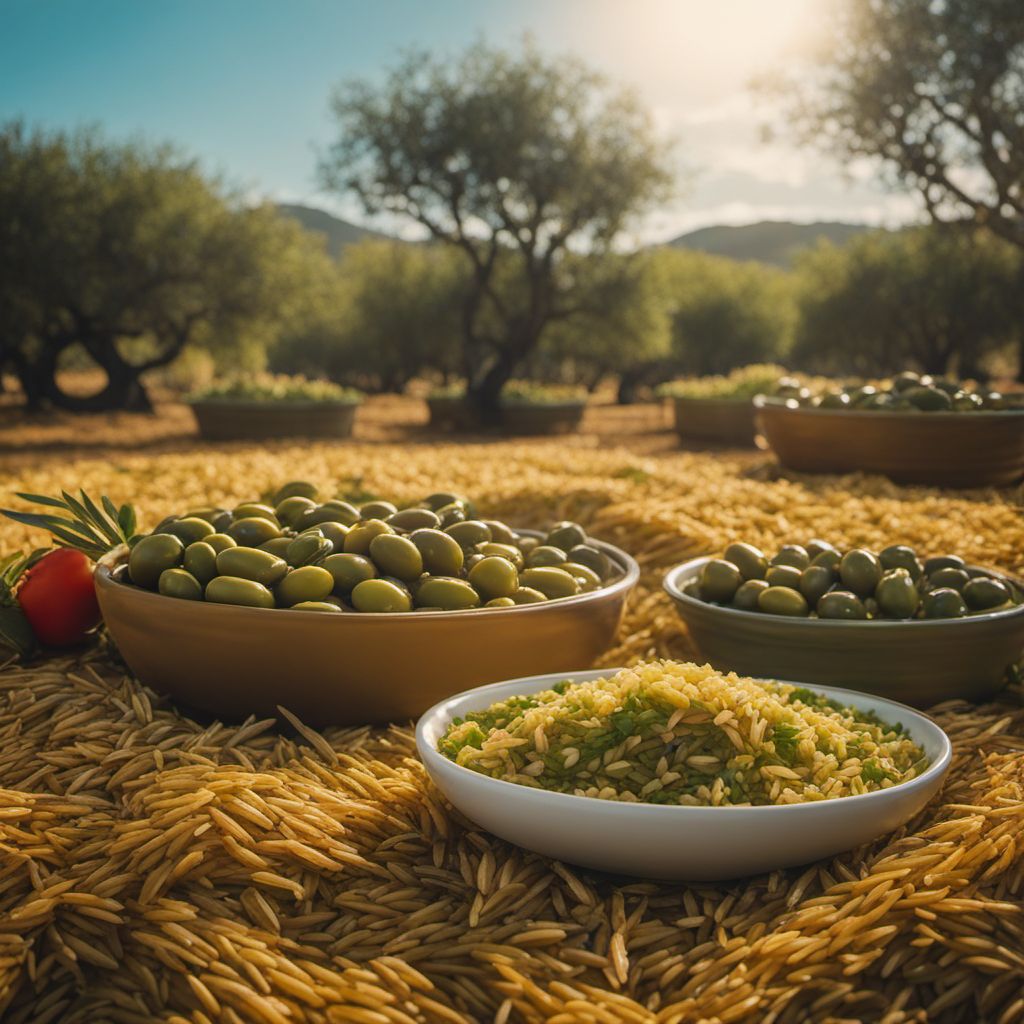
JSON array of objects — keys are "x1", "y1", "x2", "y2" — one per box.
[{"x1": 439, "y1": 661, "x2": 929, "y2": 806}]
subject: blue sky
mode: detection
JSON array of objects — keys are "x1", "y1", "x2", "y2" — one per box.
[{"x1": 0, "y1": 0, "x2": 920, "y2": 240}]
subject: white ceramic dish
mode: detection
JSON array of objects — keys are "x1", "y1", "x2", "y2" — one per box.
[{"x1": 416, "y1": 668, "x2": 953, "y2": 881}]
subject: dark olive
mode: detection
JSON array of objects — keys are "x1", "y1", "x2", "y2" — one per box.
[
  {"x1": 445, "y1": 520, "x2": 492, "y2": 548},
  {"x1": 387, "y1": 507, "x2": 441, "y2": 533},
  {"x1": 424, "y1": 492, "x2": 472, "y2": 515},
  {"x1": 891, "y1": 371, "x2": 921, "y2": 392},
  {"x1": 226, "y1": 517, "x2": 281, "y2": 547},
  {"x1": 757, "y1": 586, "x2": 809, "y2": 616},
  {"x1": 923, "y1": 554, "x2": 966, "y2": 576},
  {"x1": 567, "y1": 544, "x2": 611, "y2": 580},
  {"x1": 409, "y1": 529, "x2": 465, "y2": 577},
  {"x1": 963, "y1": 576, "x2": 1011, "y2": 611},
  {"x1": 316, "y1": 522, "x2": 351, "y2": 549},
  {"x1": 723, "y1": 542, "x2": 768, "y2": 581},
  {"x1": 817, "y1": 591, "x2": 867, "y2": 620},
  {"x1": 700, "y1": 559, "x2": 744, "y2": 602},
  {"x1": 732, "y1": 578, "x2": 769, "y2": 611},
  {"x1": 526, "y1": 545, "x2": 569, "y2": 569},
  {"x1": 322, "y1": 552, "x2": 376, "y2": 594},
  {"x1": 922, "y1": 588, "x2": 967, "y2": 619},
  {"x1": 436, "y1": 502, "x2": 467, "y2": 528},
  {"x1": 929, "y1": 567, "x2": 970, "y2": 592},
  {"x1": 805, "y1": 539, "x2": 838, "y2": 560},
  {"x1": 183, "y1": 541, "x2": 218, "y2": 586},
  {"x1": 875, "y1": 568, "x2": 920, "y2": 619},
  {"x1": 215, "y1": 546, "x2": 288, "y2": 588},
  {"x1": 129, "y1": 533, "x2": 185, "y2": 589},
  {"x1": 799, "y1": 565, "x2": 835, "y2": 607},
  {"x1": 158, "y1": 568, "x2": 203, "y2": 601},
  {"x1": 271, "y1": 480, "x2": 319, "y2": 505},
  {"x1": 879, "y1": 544, "x2": 923, "y2": 580},
  {"x1": 369, "y1": 534, "x2": 424, "y2": 582},
  {"x1": 905, "y1": 385, "x2": 953, "y2": 411},
  {"x1": 765, "y1": 564, "x2": 803, "y2": 590},
  {"x1": 811, "y1": 548, "x2": 842, "y2": 572},
  {"x1": 817, "y1": 391, "x2": 851, "y2": 409},
  {"x1": 482, "y1": 520, "x2": 517, "y2": 546},
  {"x1": 545, "y1": 521, "x2": 588, "y2": 551},
  {"x1": 771, "y1": 545, "x2": 810, "y2": 571},
  {"x1": 839, "y1": 549, "x2": 882, "y2": 597}
]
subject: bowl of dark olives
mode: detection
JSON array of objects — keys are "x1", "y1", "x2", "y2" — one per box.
[
  {"x1": 755, "y1": 372, "x2": 1024, "y2": 488},
  {"x1": 95, "y1": 483, "x2": 639, "y2": 726},
  {"x1": 663, "y1": 539, "x2": 1024, "y2": 706}
]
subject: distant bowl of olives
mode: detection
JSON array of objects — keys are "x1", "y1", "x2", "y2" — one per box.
[
  {"x1": 663, "y1": 540, "x2": 1024, "y2": 706},
  {"x1": 95, "y1": 483, "x2": 639, "y2": 726},
  {"x1": 755, "y1": 372, "x2": 1024, "y2": 487}
]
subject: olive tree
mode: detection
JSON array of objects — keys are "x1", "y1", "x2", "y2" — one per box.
[
  {"x1": 319, "y1": 40, "x2": 673, "y2": 421},
  {"x1": 0, "y1": 122, "x2": 326, "y2": 411}
]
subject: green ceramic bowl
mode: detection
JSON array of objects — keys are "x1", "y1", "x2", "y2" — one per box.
[{"x1": 663, "y1": 556, "x2": 1024, "y2": 707}]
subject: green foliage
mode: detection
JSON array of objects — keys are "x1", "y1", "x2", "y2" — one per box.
[
  {"x1": 657, "y1": 363, "x2": 789, "y2": 401},
  {"x1": 427, "y1": 379, "x2": 586, "y2": 405},
  {"x1": 319, "y1": 39, "x2": 673, "y2": 414},
  {"x1": 190, "y1": 374, "x2": 361, "y2": 405},
  {"x1": 0, "y1": 121, "x2": 333, "y2": 412},
  {"x1": 1, "y1": 490, "x2": 136, "y2": 561},
  {"x1": 792, "y1": 227, "x2": 1024, "y2": 377}
]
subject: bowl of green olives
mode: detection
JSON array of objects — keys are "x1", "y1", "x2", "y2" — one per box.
[
  {"x1": 663, "y1": 539, "x2": 1024, "y2": 706},
  {"x1": 95, "y1": 483, "x2": 639, "y2": 726},
  {"x1": 755, "y1": 372, "x2": 1024, "y2": 487}
]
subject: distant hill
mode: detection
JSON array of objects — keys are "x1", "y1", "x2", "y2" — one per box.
[
  {"x1": 667, "y1": 220, "x2": 873, "y2": 267},
  {"x1": 276, "y1": 203, "x2": 391, "y2": 256}
]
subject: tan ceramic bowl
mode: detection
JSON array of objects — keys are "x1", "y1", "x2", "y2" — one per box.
[
  {"x1": 664, "y1": 556, "x2": 1024, "y2": 707},
  {"x1": 754, "y1": 397, "x2": 1024, "y2": 488},
  {"x1": 95, "y1": 533, "x2": 639, "y2": 726}
]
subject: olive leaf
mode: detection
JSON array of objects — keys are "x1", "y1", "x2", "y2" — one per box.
[{"x1": 1, "y1": 490, "x2": 137, "y2": 560}]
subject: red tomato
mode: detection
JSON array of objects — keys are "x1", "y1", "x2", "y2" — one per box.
[{"x1": 17, "y1": 548, "x2": 101, "y2": 647}]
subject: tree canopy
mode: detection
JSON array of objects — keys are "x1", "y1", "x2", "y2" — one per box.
[{"x1": 319, "y1": 39, "x2": 673, "y2": 420}]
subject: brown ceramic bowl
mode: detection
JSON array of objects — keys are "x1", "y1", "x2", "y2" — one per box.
[
  {"x1": 664, "y1": 556, "x2": 1024, "y2": 707},
  {"x1": 95, "y1": 532, "x2": 639, "y2": 726},
  {"x1": 670, "y1": 397, "x2": 758, "y2": 447},
  {"x1": 189, "y1": 399, "x2": 360, "y2": 442},
  {"x1": 755, "y1": 397, "x2": 1024, "y2": 487}
]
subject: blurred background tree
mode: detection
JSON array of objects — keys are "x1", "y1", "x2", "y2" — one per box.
[
  {"x1": 319, "y1": 38, "x2": 673, "y2": 421},
  {"x1": 0, "y1": 121, "x2": 330, "y2": 412}
]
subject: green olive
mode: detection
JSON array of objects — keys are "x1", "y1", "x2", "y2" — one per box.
[
  {"x1": 892, "y1": 371, "x2": 921, "y2": 392},
  {"x1": 344, "y1": 519, "x2": 394, "y2": 554},
  {"x1": 259, "y1": 537, "x2": 294, "y2": 559},
  {"x1": 817, "y1": 591, "x2": 867, "y2": 619},
  {"x1": 351, "y1": 578, "x2": 412, "y2": 613},
  {"x1": 159, "y1": 517, "x2": 215, "y2": 545},
  {"x1": 518, "y1": 567, "x2": 580, "y2": 600},
  {"x1": 227, "y1": 517, "x2": 281, "y2": 547},
  {"x1": 765, "y1": 564, "x2": 803, "y2": 590},
  {"x1": 129, "y1": 533, "x2": 185, "y2": 589},
  {"x1": 445, "y1": 520, "x2": 492, "y2": 548},
  {"x1": 286, "y1": 532, "x2": 333, "y2": 568},
  {"x1": 183, "y1": 507, "x2": 227, "y2": 526},
  {"x1": 233, "y1": 503, "x2": 278, "y2": 523},
  {"x1": 387, "y1": 508, "x2": 441, "y2": 532},
  {"x1": 723, "y1": 542, "x2": 768, "y2": 581},
  {"x1": 477, "y1": 542, "x2": 525, "y2": 570},
  {"x1": 415, "y1": 577, "x2": 481, "y2": 610},
  {"x1": 905, "y1": 385, "x2": 953, "y2": 411},
  {"x1": 799, "y1": 565, "x2": 835, "y2": 607},
  {"x1": 839, "y1": 549, "x2": 882, "y2": 597},
  {"x1": 732, "y1": 578, "x2": 769, "y2": 611},
  {"x1": 757, "y1": 586, "x2": 809, "y2": 616},
  {"x1": 963, "y1": 576, "x2": 1011, "y2": 611},
  {"x1": 291, "y1": 600, "x2": 342, "y2": 612},
  {"x1": 369, "y1": 534, "x2": 424, "y2": 581},
  {"x1": 315, "y1": 521, "x2": 351, "y2": 549},
  {"x1": 879, "y1": 544, "x2": 923, "y2": 580},
  {"x1": 276, "y1": 565, "x2": 335, "y2": 607},
  {"x1": 770, "y1": 545, "x2": 810, "y2": 571},
  {"x1": 482, "y1": 520, "x2": 517, "y2": 546},
  {"x1": 518, "y1": 536, "x2": 540, "y2": 556},
  {"x1": 271, "y1": 480, "x2": 319, "y2": 505},
  {"x1": 526, "y1": 545, "x2": 569, "y2": 569},
  {"x1": 275, "y1": 496, "x2": 318, "y2": 528},
  {"x1": 183, "y1": 541, "x2": 218, "y2": 586},
  {"x1": 817, "y1": 390, "x2": 850, "y2": 409},
  {"x1": 700, "y1": 559, "x2": 744, "y2": 602},
  {"x1": 875, "y1": 568, "x2": 920, "y2": 618},
  {"x1": 805, "y1": 539, "x2": 838, "y2": 560},
  {"x1": 560, "y1": 561, "x2": 603, "y2": 591},
  {"x1": 468, "y1": 556, "x2": 519, "y2": 599},
  {"x1": 510, "y1": 586, "x2": 548, "y2": 605},
  {"x1": 485, "y1": 597, "x2": 516, "y2": 608},
  {"x1": 811, "y1": 549, "x2": 842, "y2": 572},
  {"x1": 922, "y1": 588, "x2": 967, "y2": 619},
  {"x1": 436, "y1": 502, "x2": 467, "y2": 528},
  {"x1": 929, "y1": 567, "x2": 970, "y2": 591},
  {"x1": 215, "y1": 546, "x2": 288, "y2": 588},
  {"x1": 158, "y1": 567, "x2": 203, "y2": 601},
  {"x1": 409, "y1": 529, "x2": 464, "y2": 576},
  {"x1": 923, "y1": 554, "x2": 966, "y2": 576},
  {"x1": 322, "y1": 552, "x2": 377, "y2": 594},
  {"x1": 360, "y1": 500, "x2": 399, "y2": 520},
  {"x1": 567, "y1": 544, "x2": 611, "y2": 580},
  {"x1": 424, "y1": 492, "x2": 468, "y2": 512},
  {"x1": 205, "y1": 533, "x2": 237, "y2": 553},
  {"x1": 545, "y1": 521, "x2": 587, "y2": 551},
  {"x1": 210, "y1": 511, "x2": 234, "y2": 533},
  {"x1": 298, "y1": 501, "x2": 361, "y2": 530},
  {"x1": 206, "y1": 576, "x2": 275, "y2": 609}
]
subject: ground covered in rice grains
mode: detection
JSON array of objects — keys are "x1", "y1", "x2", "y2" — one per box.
[
  {"x1": 1, "y1": 439, "x2": 1023, "y2": 1023},
  {"x1": 440, "y1": 663, "x2": 928, "y2": 805}
]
